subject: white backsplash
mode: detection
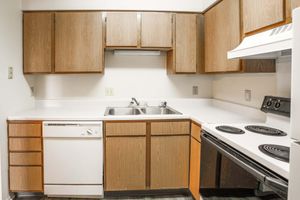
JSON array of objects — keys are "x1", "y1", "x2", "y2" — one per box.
[
  {"x1": 33, "y1": 51, "x2": 213, "y2": 100},
  {"x1": 212, "y1": 57, "x2": 291, "y2": 108}
]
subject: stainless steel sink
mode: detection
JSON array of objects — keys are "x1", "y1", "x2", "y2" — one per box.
[
  {"x1": 141, "y1": 106, "x2": 181, "y2": 115},
  {"x1": 105, "y1": 107, "x2": 143, "y2": 116},
  {"x1": 104, "y1": 106, "x2": 181, "y2": 116}
]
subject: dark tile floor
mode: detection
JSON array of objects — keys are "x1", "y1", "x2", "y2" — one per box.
[{"x1": 14, "y1": 196, "x2": 281, "y2": 200}]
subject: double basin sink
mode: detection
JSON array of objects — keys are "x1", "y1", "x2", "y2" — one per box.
[{"x1": 105, "y1": 106, "x2": 182, "y2": 116}]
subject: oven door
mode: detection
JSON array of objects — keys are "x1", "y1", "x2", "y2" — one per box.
[{"x1": 201, "y1": 131, "x2": 288, "y2": 199}]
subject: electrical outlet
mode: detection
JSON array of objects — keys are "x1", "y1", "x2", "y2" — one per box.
[
  {"x1": 105, "y1": 88, "x2": 114, "y2": 96},
  {"x1": 192, "y1": 86, "x2": 198, "y2": 95},
  {"x1": 245, "y1": 89, "x2": 252, "y2": 101},
  {"x1": 8, "y1": 66, "x2": 13, "y2": 79}
]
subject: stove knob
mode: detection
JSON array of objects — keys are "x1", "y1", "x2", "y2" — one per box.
[
  {"x1": 266, "y1": 100, "x2": 273, "y2": 107},
  {"x1": 275, "y1": 101, "x2": 281, "y2": 109}
]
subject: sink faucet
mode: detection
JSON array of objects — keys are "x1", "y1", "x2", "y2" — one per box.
[
  {"x1": 131, "y1": 97, "x2": 140, "y2": 106},
  {"x1": 160, "y1": 101, "x2": 167, "y2": 108}
]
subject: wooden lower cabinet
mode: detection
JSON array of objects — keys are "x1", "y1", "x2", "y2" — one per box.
[
  {"x1": 8, "y1": 121, "x2": 43, "y2": 193},
  {"x1": 189, "y1": 122, "x2": 201, "y2": 200},
  {"x1": 104, "y1": 120, "x2": 191, "y2": 192},
  {"x1": 9, "y1": 166, "x2": 43, "y2": 192},
  {"x1": 150, "y1": 136, "x2": 189, "y2": 189},
  {"x1": 105, "y1": 137, "x2": 146, "y2": 191}
]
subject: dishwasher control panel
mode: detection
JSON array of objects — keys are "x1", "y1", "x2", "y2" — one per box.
[{"x1": 43, "y1": 121, "x2": 103, "y2": 138}]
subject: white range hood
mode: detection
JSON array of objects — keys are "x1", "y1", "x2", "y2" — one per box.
[{"x1": 228, "y1": 23, "x2": 293, "y2": 59}]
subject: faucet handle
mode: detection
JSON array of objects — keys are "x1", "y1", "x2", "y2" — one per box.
[{"x1": 160, "y1": 101, "x2": 167, "y2": 108}]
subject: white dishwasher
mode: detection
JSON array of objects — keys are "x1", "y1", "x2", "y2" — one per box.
[{"x1": 43, "y1": 121, "x2": 103, "y2": 198}]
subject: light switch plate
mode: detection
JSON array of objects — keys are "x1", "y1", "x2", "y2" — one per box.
[
  {"x1": 245, "y1": 89, "x2": 252, "y2": 101},
  {"x1": 105, "y1": 88, "x2": 114, "y2": 96},
  {"x1": 8, "y1": 66, "x2": 13, "y2": 79},
  {"x1": 192, "y1": 86, "x2": 198, "y2": 95}
]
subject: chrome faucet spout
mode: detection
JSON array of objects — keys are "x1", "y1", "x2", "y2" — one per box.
[{"x1": 131, "y1": 97, "x2": 140, "y2": 106}]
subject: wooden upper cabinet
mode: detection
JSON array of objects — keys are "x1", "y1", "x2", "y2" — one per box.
[
  {"x1": 292, "y1": 0, "x2": 300, "y2": 10},
  {"x1": 141, "y1": 12, "x2": 173, "y2": 48},
  {"x1": 106, "y1": 12, "x2": 138, "y2": 47},
  {"x1": 55, "y1": 12, "x2": 103, "y2": 73},
  {"x1": 167, "y1": 14, "x2": 203, "y2": 74},
  {"x1": 23, "y1": 12, "x2": 53, "y2": 73},
  {"x1": 204, "y1": 0, "x2": 241, "y2": 73},
  {"x1": 242, "y1": 0, "x2": 285, "y2": 34},
  {"x1": 175, "y1": 14, "x2": 198, "y2": 73}
]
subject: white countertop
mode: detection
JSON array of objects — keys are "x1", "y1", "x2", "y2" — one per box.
[
  {"x1": 9, "y1": 98, "x2": 291, "y2": 179},
  {"x1": 8, "y1": 98, "x2": 266, "y2": 124}
]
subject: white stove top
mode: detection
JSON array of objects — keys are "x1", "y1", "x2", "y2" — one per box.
[{"x1": 202, "y1": 114, "x2": 291, "y2": 180}]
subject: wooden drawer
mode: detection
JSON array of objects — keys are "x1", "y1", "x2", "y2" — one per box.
[
  {"x1": 151, "y1": 121, "x2": 190, "y2": 135},
  {"x1": 9, "y1": 123, "x2": 41, "y2": 137},
  {"x1": 105, "y1": 122, "x2": 147, "y2": 136},
  {"x1": 191, "y1": 122, "x2": 201, "y2": 142},
  {"x1": 9, "y1": 138, "x2": 42, "y2": 152},
  {"x1": 9, "y1": 166, "x2": 43, "y2": 192},
  {"x1": 10, "y1": 152, "x2": 42, "y2": 166}
]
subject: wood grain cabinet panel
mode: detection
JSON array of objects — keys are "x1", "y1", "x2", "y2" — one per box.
[
  {"x1": 242, "y1": 0, "x2": 285, "y2": 34},
  {"x1": 9, "y1": 123, "x2": 41, "y2": 137},
  {"x1": 9, "y1": 138, "x2": 42, "y2": 152},
  {"x1": 10, "y1": 152, "x2": 42, "y2": 166},
  {"x1": 191, "y1": 122, "x2": 201, "y2": 142},
  {"x1": 141, "y1": 12, "x2": 173, "y2": 48},
  {"x1": 151, "y1": 136, "x2": 189, "y2": 189},
  {"x1": 150, "y1": 121, "x2": 190, "y2": 135},
  {"x1": 106, "y1": 12, "x2": 138, "y2": 47},
  {"x1": 189, "y1": 136, "x2": 201, "y2": 200},
  {"x1": 9, "y1": 166, "x2": 43, "y2": 192},
  {"x1": 204, "y1": 0, "x2": 241, "y2": 73},
  {"x1": 175, "y1": 14, "x2": 198, "y2": 73},
  {"x1": 292, "y1": 0, "x2": 300, "y2": 10},
  {"x1": 23, "y1": 12, "x2": 53, "y2": 73},
  {"x1": 55, "y1": 12, "x2": 103, "y2": 73},
  {"x1": 105, "y1": 122, "x2": 146, "y2": 136},
  {"x1": 189, "y1": 122, "x2": 201, "y2": 200},
  {"x1": 105, "y1": 137, "x2": 146, "y2": 191}
]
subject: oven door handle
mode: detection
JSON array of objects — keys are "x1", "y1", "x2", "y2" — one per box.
[
  {"x1": 265, "y1": 176, "x2": 288, "y2": 192},
  {"x1": 202, "y1": 133, "x2": 266, "y2": 182}
]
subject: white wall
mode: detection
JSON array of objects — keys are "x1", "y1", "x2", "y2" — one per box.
[
  {"x1": 34, "y1": 52, "x2": 213, "y2": 100},
  {"x1": 0, "y1": 0, "x2": 35, "y2": 199},
  {"x1": 212, "y1": 58, "x2": 291, "y2": 108},
  {"x1": 22, "y1": 0, "x2": 204, "y2": 12},
  {"x1": 202, "y1": 0, "x2": 219, "y2": 11}
]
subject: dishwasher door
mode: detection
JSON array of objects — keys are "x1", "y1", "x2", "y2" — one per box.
[{"x1": 43, "y1": 121, "x2": 103, "y2": 197}]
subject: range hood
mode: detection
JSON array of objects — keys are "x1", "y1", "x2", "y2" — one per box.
[{"x1": 228, "y1": 23, "x2": 292, "y2": 59}]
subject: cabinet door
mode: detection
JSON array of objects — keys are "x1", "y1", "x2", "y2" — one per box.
[
  {"x1": 243, "y1": 0, "x2": 285, "y2": 34},
  {"x1": 141, "y1": 12, "x2": 173, "y2": 48},
  {"x1": 55, "y1": 12, "x2": 103, "y2": 73},
  {"x1": 189, "y1": 137, "x2": 201, "y2": 200},
  {"x1": 105, "y1": 137, "x2": 146, "y2": 191},
  {"x1": 106, "y1": 12, "x2": 138, "y2": 47},
  {"x1": 9, "y1": 166, "x2": 43, "y2": 192},
  {"x1": 204, "y1": 0, "x2": 241, "y2": 73},
  {"x1": 23, "y1": 12, "x2": 53, "y2": 73},
  {"x1": 151, "y1": 136, "x2": 189, "y2": 189},
  {"x1": 292, "y1": 0, "x2": 300, "y2": 10},
  {"x1": 175, "y1": 14, "x2": 198, "y2": 73}
]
